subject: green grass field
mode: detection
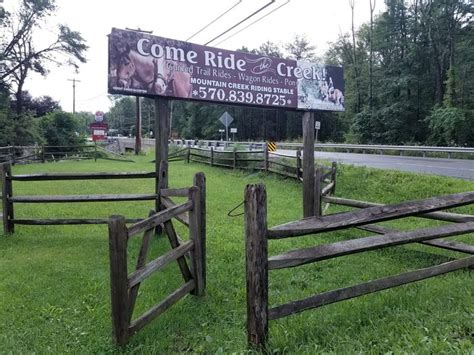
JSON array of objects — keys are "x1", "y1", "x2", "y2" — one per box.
[{"x1": 0, "y1": 153, "x2": 473, "y2": 353}]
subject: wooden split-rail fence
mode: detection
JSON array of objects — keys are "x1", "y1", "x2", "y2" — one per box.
[
  {"x1": 245, "y1": 183, "x2": 474, "y2": 349},
  {"x1": 170, "y1": 145, "x2": 337, "y2": 185},
  {"x1": 0, "y1": 162, "x2": 159, "y2": 233},
  {"x1": 109, "y1": 172, "x2": 206, "y2": 345}
]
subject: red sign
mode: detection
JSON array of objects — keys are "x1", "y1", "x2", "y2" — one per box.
[
  {"x1": 108, "y1": 28, "x2": 344, "y2": 112},
  {"x1": 90, "y1": 122, "x2": 108, "y2": 141}
]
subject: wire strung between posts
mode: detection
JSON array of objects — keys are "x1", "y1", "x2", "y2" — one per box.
[{"x1": 227, "y1": 200, "x2": 245, "y2": 217}]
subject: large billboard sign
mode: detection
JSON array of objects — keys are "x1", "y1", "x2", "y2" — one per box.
[{"x1": 108, "y1": 28, "x2": 344, "y2": 112}]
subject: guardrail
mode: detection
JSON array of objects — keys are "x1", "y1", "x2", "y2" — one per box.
[{"x1": 119, "y1": 138, "x2": 474, "y2": 159}]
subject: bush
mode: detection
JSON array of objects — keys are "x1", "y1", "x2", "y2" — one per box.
[
  {"x1": 40, "y1": 111, "x2": 85, "y2": 149},
  {"x1": 426, "y1": 106, "x2": 473, "y2": 146}
]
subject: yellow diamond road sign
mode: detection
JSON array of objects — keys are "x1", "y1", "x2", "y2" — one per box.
[{"x1": 267, "y1": 142, "x2": 277, "y2": 152}]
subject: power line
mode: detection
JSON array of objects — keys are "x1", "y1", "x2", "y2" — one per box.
[
  {"x1": 205, "y1": 0, "x2": 276, "y2": 46},
  {"x1": 186, "y1": 0, "x2": 243, "y2": 41},
  {"x1": 214, "y1": 0, "x2": 290, "y2": 47},
  {"x1": 77, "y1": 93, "x2": 107, "y2": 103}
]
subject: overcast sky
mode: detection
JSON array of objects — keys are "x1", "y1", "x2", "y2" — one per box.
[{"x1": 5, "y1": 0, "x2": 385, "y2": 113}]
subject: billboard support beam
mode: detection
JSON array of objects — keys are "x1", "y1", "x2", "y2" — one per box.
[{"x1": 155, "y1": 97, "x2": 170, "y2": 214}]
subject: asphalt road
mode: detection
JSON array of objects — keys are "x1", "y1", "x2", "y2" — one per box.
[{"x1": 277, "y1": 150, "x2": 474, "y2": 181}]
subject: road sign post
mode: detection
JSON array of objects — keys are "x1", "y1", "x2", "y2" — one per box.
[
  {"x1": 219, "y1": 112, "x2": 234, "y2": 142},
  {"x1": 315, "y1": 120, "x2": 321, "y2": 143},
  {"x1": 230, "y1": 127, "x2": 237, "y2": 141}
]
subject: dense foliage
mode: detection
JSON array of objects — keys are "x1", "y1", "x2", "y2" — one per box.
[
  {"x1": 327, "y1": 0, "x2": 473, "y2": 145},
  {"x1": 39, "y1": 111, "x2": 84, "y2": 147}
]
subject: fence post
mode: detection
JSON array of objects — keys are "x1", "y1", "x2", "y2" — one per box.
[
  {"x1": 296, "y1": 149, "x2": 302, "y2": 181},
  {"x1": 191, "y1": 172, "x2": 206, "y2": 295},
  {"x1": 331, "y1": 161, "x2": 337, "y2": 195},
  {"x1": 186, "y1": 147, "x2": 190, "y2": 164},
  {"x1": 189, "y1": 182, "x2": 205, "y2": 296},
  {"x1": 41, "y1": 145, "x2": 45, "y2": 163},
  {"x1": 245, "y1": 184, "x2": 268, "y2": 350},
  {"x1": 108, "y1": 215, "x2": 130, "y2": 346},
  {"x1": 314, "y1": 167, "x2": 323, "y2": 216},
  {"x1": 210, "y1": 147, "x2": 214, "y2": 166},
  {"x1": 233, "y1": 147, "x2": 237, "y2": 169},
  {"x1": 263, "y1": 144, "x2": 269, "y2": 172},
  {"x1": 94, "y1": 144, "x2": 98, "y2": 162},
  {"x1": 302, "y1": 112, "x2": 315, "y2": 217},
  {"x1": 1, "y1": 164, "x2": 13, "y2": 234},
  {"x1": 10, "y1": 146, "x2": 15, "y2": 166}
]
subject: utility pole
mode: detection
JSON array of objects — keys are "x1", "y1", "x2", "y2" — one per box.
[{"x1": 67, "y1": 78, "x2": 81, "y2": 114}]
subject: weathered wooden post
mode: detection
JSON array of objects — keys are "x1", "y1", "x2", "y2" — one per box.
[
  {"x1": 1, "y1": 163, "x2": 13, "y2": 234},
  {"x1": 186, "y1": 148, "x2": 190, "y2": 164},
  {"x1": 245, "y1": 184, "x2": 268, "y2": 350},
  {"x1": 233, "y1": 147, "x2": 237, "y2": 169},
  {"x1": 94, "y1": 143, "x2": 98, "y2": 162},
  {"x1": 296, "y1": 149, "x2": 302, "y2": 181},
  {"x1": 108, "y1": 215, "x2": 130, "y2": 346},
  {"x1": 314, "y1": 167, "x2": 323, "y2": 216},
  {"x1": 210, "y1": 147, "x2": 214, "y2": 166},
  {"x1": 331, "y1": 161, "x2": 337, "y2": 195},
  {"x1": 155, "y1": 97, "x2": 170, "y2": 213},
  {"x1": 157, "y1": 160, "x2": 168, "y2": 206},
  {"x1": 10, "y1": 146, "x2": 16, "y2": 165},
  {"x1": 41, "y1": 145, "x2": 45, "y2": 163},
  {"x1": 190, "y1": 172, "x2": 206, "y2": 295},
  {"x1": 189, "y1": 182, "x2": 205, "y2": 296},
  {"x1": 302, "y1": 112, "x2": 315, "y2": 217}
]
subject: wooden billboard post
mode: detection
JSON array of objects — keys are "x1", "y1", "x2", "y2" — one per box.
[{"x1": 302, "y1": 112, "x2": 315, "y2": 218}]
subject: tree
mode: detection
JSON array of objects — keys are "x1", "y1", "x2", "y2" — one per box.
[
  {"x1": 419, "y1": 0, "x2": 472, "y2": 104},
  {"x1": 426, "y1": 106, "x2": 473, "y2": 146},
  {"x1": 0, "y1": 0, "x2": 87, "y2": 114},
  {"x1": 284, "y1": 34, "x2": 317, "y2": 60},
  {"x1": 256, "y1": 41, "x2": 283, "y2": 58},
  {"x1": 106, "y1": 96, "x2": 136, "y2": 136},
  {"x1": 349, "y1": 0, "x2": 363, "y2": 113},
  {"x1": 40, "y1": 111, "x2": 84, "y2": 147},
  {"x1": 10, "y1": 91, "x2": 61, "y2": 117}
]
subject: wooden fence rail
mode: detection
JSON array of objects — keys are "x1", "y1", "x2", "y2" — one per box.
[
  {"x1": 109, "y1": 172, "x2": 206, "y2": 346},
  {"x1": 0, "y1": 144, "x2": 137, "y2": 165},
  {"x1": 178, "y1": 146, "x2": 337, "y2": 188},
  {"x1": 0, "y1": 163, "x2": 159, "y2": 233},
  {"x1": 245, "y1": 183, "x2": 474, "y2": 349},
  {"x1": 0, "y1": 145, "x2": 103, "y2": 164}
]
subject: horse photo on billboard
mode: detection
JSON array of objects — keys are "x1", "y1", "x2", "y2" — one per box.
[{"x1": 109, "y1": 34, "x2": 192, "y2": 98}]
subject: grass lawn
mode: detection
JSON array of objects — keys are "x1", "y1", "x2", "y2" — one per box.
[{"x1": 0, "y1": 152, "x2": 473, "y2": 353}]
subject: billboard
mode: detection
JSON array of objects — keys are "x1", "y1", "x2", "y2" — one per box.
[{"x1": 108, "y1": 28, "x2": 344, "y2": 112}]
